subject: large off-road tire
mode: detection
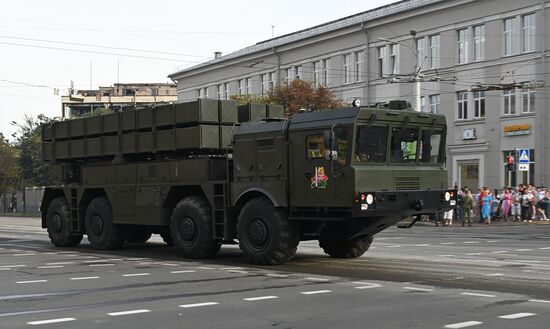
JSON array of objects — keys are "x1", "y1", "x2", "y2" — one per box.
[
  {"x1": 170, "y1": 196, "x2": 221, "y2": 258},
  {"x1": 46, "y1": 197, "x2": 83, "y2": 247},
  {"x1": 125, "y1": 229, "x2": 153, "y2": 243},
  {"x1": 85, "y1": 196, "x2": 125, "y2": 250},
  {"x1": 238, "y1": 197, "x2": 299, "y2": 265},
  {"x1": 319, "y1": 236, "x2": 373, "y2": 258}
]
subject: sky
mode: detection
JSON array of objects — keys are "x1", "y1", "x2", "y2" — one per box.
[{"x1": 0, "y1": 0, "x2": 400, "y2": 139}]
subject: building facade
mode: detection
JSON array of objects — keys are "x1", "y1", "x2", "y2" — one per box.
[{"x1": 169, "y1": 0, "x2": 550, "y2": 189}]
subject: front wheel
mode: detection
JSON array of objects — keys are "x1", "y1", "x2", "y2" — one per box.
[
  {"x1": 46, "y1": 197, "x2": 83, "y2": 247},
  {"x1": 170, "y1": 196, "x2": 220, "y2": 258},
  {"x1": 238, "y1": 197, "x2": 299, "y2": 265},
  {"x1": 319, "y1": 236, "x2": 373, "y2": 258}
]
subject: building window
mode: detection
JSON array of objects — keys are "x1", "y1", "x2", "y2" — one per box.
[
  {"x1": 285, "y1": 68, "x2": 292, "y2": 84},
  {"x1": 323, "y1": 58, "x2": 331, "y2": 86},
  {"x1": 473, "y1": 91, "x2": 485, "y2": 118},
  {"x1": 430, "y1": 35, "x2": 440, "y2": 69},
  {"x1": 344, "y1": 54, "x2": 352, "y2": 84},
  {"x1": 503, "y1": 89, "x2": 516, "y2": 115},
  {"x1": 389, "y1": 45, "x2": 398, "y2": 75},
  {"x1": 238, "y1": 79, "x2": 244, "y2": 96},
  {"x1": 260, "y1": 74, "x2": 267, "y2": 95},
  {"x1": 473, "y1": 25, "x2": 485, "y2": 61},
  {"x1": 429, "y1": 94, "x2": 440, "y2": 114},
  {"x1": 313, "y1": 61, "x2": 321, "y2": 87},
  {"x1": 457, "y1": 28, "x2": 468, "y2": 64},
  {"x1": 504, "y1": 17, "x2": 517, "y2": 55},
  {"x1": 268, "y1": 72, "x2": 274, "y2": 92},
  {"x1": 522, "y1": 88, "x2": 535, "y2": 113},
  {"x1": 457, "y1": 91, "x2": 468, "y2": 120},
  {"x1": 420, "y1": 96, "x2": 426, "y2": 112},
  {"x1": 223, "y1": 83, "x2": 228, "y2": 100},
  {"x1": 355, "y1": 51, "x2": 364, "y2": 82},
  {"x1": 197, "y1": 87, "x2": 207, "y2": 99},
  {"x1": 377, "y1": 47, "x2": 386, "y2": 78},
  {"x1": 216, "y1": 84, "x2": 222, "y2": 99},
  {"x1": 294, "y1": 66, "x2": 302, "y2": 80},
  {"x1": 522, "y1": 14, "x2": 536, "y2": 53},
  {"x1": 246, "y1": 78, "x2": 251, "y2": 95},
  {"x1": 416, "y1": 38, "x2": 425, "y2": 69}
]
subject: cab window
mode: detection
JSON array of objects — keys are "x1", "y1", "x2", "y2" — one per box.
[
  {"x1": 334, "y1": 128, "x2": 349, "y2": 165},
  {"x1": 354, "y1": 125, "x2": 388, "y2": 163},
  {"x1": 390, "y1": 127, "x2": 419, "y2": 163},
  {"x1": 419, "y1": 129, "x2": 443, "y2": 164},
  {"x1": 306, "y1": 135, "x2": 325, "y2": 159}
]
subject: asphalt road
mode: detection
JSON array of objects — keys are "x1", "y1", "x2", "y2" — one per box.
[{"x1": 1, "y1": 216, "x2": 549, "y2": 329}]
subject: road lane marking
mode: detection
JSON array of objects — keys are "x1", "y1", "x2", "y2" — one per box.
[
  {"x1": 403, "y1": 287, "x2": 434, "y2": 292},
  {"x1": 438, "y1": 255, "x2": 455, "y2": 257},
  {"x1": 498, "y1": 312, "x2": 536, "y2": 319},
  {"x1": 0, "y1": 264, "x2": 26, "y2": 268},
  {"x1": 196, "y1": 266, "x2": 216, "y2": 270},
  {"x1": 70, "y1": 276, "x2": 99, "y2": 280},
  {"x1": 463, "y1": 241, "x2": 480, "y2": 244},
  {"x1": 300, "y1": 290, "x2": 332, "y2": 295},
  {"x1": 466, "y1": 253, "x2": 483, "y2": 256},
  {"x1": 13, "y1": 253, "x2": 36, "y2": 256},
  {"x1": 515, "y1": 249, "x2": 533, "y2": 252},
  {"x1": 354, "y1": 282, "x2": 383, "y2": 289},
  {"x1": 491, "y1": 251, "x2": 508, "y2": 254},
  {"x1": 528, "y1": 299, "x2": 550, "y2": 304},
  {"x1": 485, "y1": 273, "x2": 505, "y2": 277},
  {"x1": 16, "y1": 280, "x2": 47, "y2": 284},
  {"x1": 386, "y1": 245, "x2": 402, "y2": 248},
  {"x1": 179, "y1": 302, "x2": 219, "y2": 308},
  {"x1": 539, "y1": 247, "x2": 550, "y2": 250},
  {"x1": 122, "y1": 273, "x2": 150, "y2": 277},
  {"x1": 0, "y1": 268, "x2": 10, "y2": 271},
  {"x1": 108, "y1": 309, "x2": 151, "y2": 316},
  {"x1": 28, "y1": 317, "x2": 76, "y2": 325},
  {"x1": 444, "y1": 321, "x2": 483, "y2": 328},
  {"x1": 45, "y1": 262, "x2": 74, "y2": 265},
  {"x1": 228, "y1": 270, "x2": 248, "y2": 274},
  {"x1": 461, "y1": 292, "x2": 496, "y2": 298},
  {"x1": 89, "y1": 263, "x2": 114, "y2": 267},
  {"x1": 486, "y1": 240, "x2": 499, "y2": 243},
  {"x1": 37, "y1": 266, "x2": 63, "y2": 269},
  {"x1": 440, "y1": 242, "x2": 455, "y2": 245},
  {"x1": 304, "y1": 277, "x2": 330, "y2": 282},
  {"x1": 170, "y1": 270, "x2": 196, "y2": 274},
  {"x1": 266, "y1": 273, "x2": 289, "y2": 278},
  {"x1": 244, "y1": 296, "x2": 278, "y2": 301}
]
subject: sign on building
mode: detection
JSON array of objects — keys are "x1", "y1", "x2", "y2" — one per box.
[{"x1": 518, "y1": 149, "x2": 530, "y2": 163}]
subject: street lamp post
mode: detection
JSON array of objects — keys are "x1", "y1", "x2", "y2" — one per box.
[{"x1": 378, "y1": 36, "x2": 422, "y2": 112}]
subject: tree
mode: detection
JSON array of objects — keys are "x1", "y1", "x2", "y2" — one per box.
[
  {"x1": 11, "y1": 114, "x2": 53, "y2": 187},
  {"x1": 269, "y1": 80, "x2": 342, "y2": 116},
  {"x1": 230, "y1": 94, "x2": 272, "y2": 105},
  {"x1": 0, "y1": 133, "x2": 19, "y2": 212}
]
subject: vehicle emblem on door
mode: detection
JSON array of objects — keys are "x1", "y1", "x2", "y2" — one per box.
[{"x1": 310, "y1": 166, "x2": 328, "y2": 189}]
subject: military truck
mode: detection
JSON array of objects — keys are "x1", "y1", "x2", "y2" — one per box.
[{"x1": 40, "y1": 99, "x2": 456, "y2": 265}]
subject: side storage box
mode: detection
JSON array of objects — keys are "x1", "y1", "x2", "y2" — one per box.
[
  {"x1": 137, "y1": 108, "x2": 154, "y2": 130},
  {"x1": 175, "y1": 99, "x2": 219, "y2": 125},
  {"x1": 102, "y1": 112, "x2": 119, "y2": 134},
  {"x1": 156, "y1": 129, "x2": 175, "y2": 152},
  {"x1": 70, "y1": 139, "x2": 85, "y2": 158},
  {"x1": 219, "y1": 100, "x2": 238, "y2": 124},
  {"x1": 55, "y1": 141, "x2": 69, "y2": 159},
  {"x1": 85, "y1": 116, "x2": 101, "y2": 136},
  {"x1": 54, "y1": 121, "x2": 69, "y2": 139},
  {"x1": 42, "y1": 142, "x2": 53, "y2": 161},
  {"x1": 238, "y1": 103, "x2": 267, "y2": 122},
  {"x1": 41, "y1": 124, "x2": 53, "y2": 141},
  {"x1": 121, "y1": 110, "x2": 136, "y2": 131},
  {"x1": 69, "y1": 118, "x2": 85, "y2": 138},
  {"x1": 267, "y1": 104, "x2": 285, "y2": 118},
  {"x1": 86, "y1": 137, "x2": 102, "y2": 157},
  {"x1": 103, "y1": 135, "x2": 119, "y2": 156},
  {"x1": 138, "y1": 132, "x2": 154, "y2": 153},
  {"x1": 176, "y1": 125, "x2": 219, "y2": 150},
  {"x1": 121, "y1": 133, "x2": 137, "y2": 154},
  {"x1": 219, "y1": 126, "x2": 234, "y2": 148}
]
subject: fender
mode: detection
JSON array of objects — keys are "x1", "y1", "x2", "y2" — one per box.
[{"x1": 234, "y1": 188, "x2": 282, "y2": 207}]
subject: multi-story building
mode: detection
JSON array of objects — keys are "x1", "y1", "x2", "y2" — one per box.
[
  {"x1": 168, "y1": 0, "x2": 549, "y2": 189},
  {"x1": 61, "y1": 83, "x2": 177, "y2": 118}
]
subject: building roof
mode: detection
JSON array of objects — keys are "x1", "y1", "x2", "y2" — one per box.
[{"x1": 168, "y1": 0, "x2": 443, "y2": 78}]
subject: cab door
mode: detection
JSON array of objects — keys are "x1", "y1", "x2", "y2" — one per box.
[{"x1": 290, "y1": 129, "x2": 336, "y2": 206}]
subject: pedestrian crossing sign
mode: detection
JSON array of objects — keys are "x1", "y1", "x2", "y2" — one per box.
[{"x1": 518, "y1": 149, "x2": 529, "y2": 163}]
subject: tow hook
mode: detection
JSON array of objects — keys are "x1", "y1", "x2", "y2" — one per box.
[{"x1": 412, "y1": 199, "x2": 424, "y2": 211}]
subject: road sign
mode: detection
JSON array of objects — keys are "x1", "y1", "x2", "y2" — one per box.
[
  {"x1": 518, "y1": 149, "x2": 530, "y2": 163},
  {"x1": 519, "y1": 163, "x2": 529, "y2": 171}
]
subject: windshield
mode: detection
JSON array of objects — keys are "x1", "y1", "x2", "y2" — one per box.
[
  {"x1": 419, "y1": 129, "x2": 444, "y2": 164},
  {"x1": 354, "y1": 125, "x2": 388, "y2": 163},
  {"x1": 390, "y1": 127, "x2": 419, "y2": 163}
]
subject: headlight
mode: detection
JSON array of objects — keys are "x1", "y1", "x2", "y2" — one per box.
[
  {"x1": 366, "y1": 194, "x2": 374, "y2": 205},
  {"x1": 444, "y1": 192, "x2": 451, "y2": 202}
]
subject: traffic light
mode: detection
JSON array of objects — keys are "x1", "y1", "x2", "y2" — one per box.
[{"x1": 506, "y1": 155, "x2": 515, "y2": 171}]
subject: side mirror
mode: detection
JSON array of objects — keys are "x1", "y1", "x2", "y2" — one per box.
[{"x1": 325, "y1": 149, "x2": 338, "y2": 161}]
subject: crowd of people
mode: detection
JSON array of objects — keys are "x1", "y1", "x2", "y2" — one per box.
[{"x1": 453, "y1": 184, "x2": 550, "y2": 226}]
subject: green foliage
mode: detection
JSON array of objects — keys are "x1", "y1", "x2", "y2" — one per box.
[
  {"x1": 11, "y1": 114, "x2": 54, "y2": 187},
  {"x1": 0, "y1": 133, "x2": 19, "y2": 191},
  {"x1": 230, "y1": 94, "x2": 272, "y2": 105},
  {"x1": 269, "y1": 80, "x2": 342, "y2": 116}
]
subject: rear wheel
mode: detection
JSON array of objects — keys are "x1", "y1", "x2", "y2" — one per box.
[
  {"x1": 238, "y1": 197, "x2": 299, "y2": 265},
  {"x1": 46, "y1": 197, "x2": 83, "y2": 247},
  {"x1": 170, "y1": 196, "x2": 220, "y2": 258},
  {"x1": 319, "y1": 236, "x2": 373, "y2": 258},
  {"x1": 85, "y1": 196, "x2": 125, "y2": 250}
]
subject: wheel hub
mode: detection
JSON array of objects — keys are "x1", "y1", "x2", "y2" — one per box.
[
  {"x1": 51, "y1": 214, "x2": 63, "y2": 233},
  {"x1": 247, "y1": 218, "x2": 268, "y2": 249},
  {"x1": 90, "y1": 215, "x2": 103, "y2": 235},
  {"x1": 179, "y1": 217, "x2": 196, "y2": 242}
]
